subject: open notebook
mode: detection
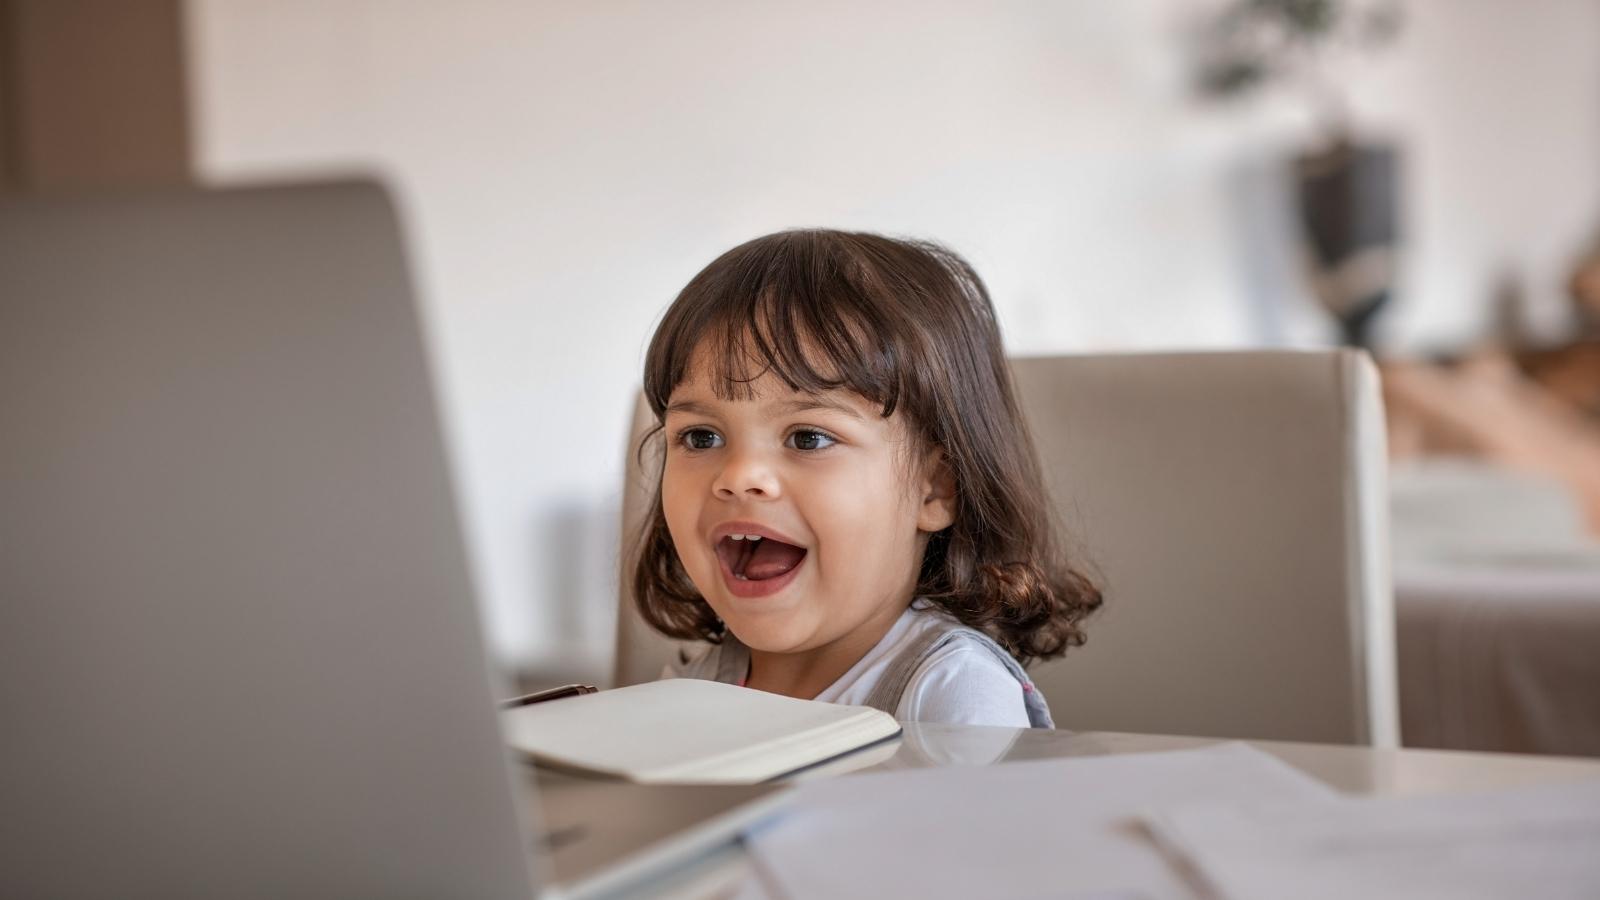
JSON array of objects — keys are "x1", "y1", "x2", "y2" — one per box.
[{"x1": 502, "y1": 679, "x2": 902, "y2": 783}]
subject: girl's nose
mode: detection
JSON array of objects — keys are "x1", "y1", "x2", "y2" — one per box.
[{"x1": 711, "y1": 448, "x2": 781, "y2": 500}]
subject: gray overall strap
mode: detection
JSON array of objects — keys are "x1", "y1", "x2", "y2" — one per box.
[
  {"x1": 712, "y1": 638, "x2": 750, "y2": 685},
  {"x1": 677, "y1": 637, "x2": 750, "y2": 686},
  {"x1": 861, "y1": 625, "x2": 1054, "y2": 729}
]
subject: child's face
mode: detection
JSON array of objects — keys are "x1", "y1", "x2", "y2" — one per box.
[{"x1": 661, "y1": 348, "x2": 956, "y2": 659}]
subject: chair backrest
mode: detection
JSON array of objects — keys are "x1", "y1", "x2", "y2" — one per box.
[
  {"x1": 614, "y1": 350, "x2": 1398, "y2": 747},
  {"x1": 1013, "y1": 350, "x2": 1397, "y2": 746},
  {"x1": 615, "y1": 393, "x2": 695, "y2": 687}
]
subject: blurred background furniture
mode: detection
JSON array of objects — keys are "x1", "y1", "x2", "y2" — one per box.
[
  {"x1": 1384, "y1": 347, "x2": 1600, "y2": 757},
  {"x1": 1388, "y1": 460, "x2": 1600, "y2": 757},
  {"x1": 616, "y1": 350, "x2": 1402, "y2": 748}
]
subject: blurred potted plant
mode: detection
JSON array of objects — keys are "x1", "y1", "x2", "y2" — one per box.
[{"x1": 1195, "y1": 0, "x2": 1404, "y2": 348}]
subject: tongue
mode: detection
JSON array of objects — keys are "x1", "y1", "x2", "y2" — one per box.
[{"x1": 743, "y1": 539, "x2": 805, "y2": 580}]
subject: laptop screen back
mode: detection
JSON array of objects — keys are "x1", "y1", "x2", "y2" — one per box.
[{"x1": 0, "y1": 182, "x2": 537, "y2": 898}]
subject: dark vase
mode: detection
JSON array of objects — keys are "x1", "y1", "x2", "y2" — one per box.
[{"x1": 1294, "y1": 139, "x2": 1401, "y2": 348}]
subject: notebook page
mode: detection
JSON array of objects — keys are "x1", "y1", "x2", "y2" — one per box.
[{"x1": 501, "y1": 679, "x2": 899, "y2": 783}]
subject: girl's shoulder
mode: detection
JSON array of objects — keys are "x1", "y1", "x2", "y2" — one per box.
[
  {"x1": 887, "y1": 600, "x2": 1051, "y2": 729},
  {"x1": 898, "y1": 638, "x2": 1033, "y2": 728}
]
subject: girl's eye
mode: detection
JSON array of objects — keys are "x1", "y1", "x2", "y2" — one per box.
[
  {"x1": 785, "y1": 429, "x2": 836, "y2": 452},
  {"x1": 677, "y1": 428, "x2": 723, "y2": 451}
]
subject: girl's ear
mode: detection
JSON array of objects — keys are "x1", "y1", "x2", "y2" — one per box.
[{"x1": 916, "y1": 450, "x2": 958, "y2": 533}]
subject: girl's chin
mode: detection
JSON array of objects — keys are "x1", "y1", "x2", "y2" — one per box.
[{"x1": 717, "y1": 610, "x2": 812, "y2": 655}]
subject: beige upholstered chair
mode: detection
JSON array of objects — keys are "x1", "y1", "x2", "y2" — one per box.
[
  {"x1": 614, "y1": 392, "x2": 691, "y2": 688},
  {"x1": 614, "y1": 350, "x2": 1399, "y2": 747},
  {"x1": 1012, "y1": 351, "x2": 1397, "y2": 746}
]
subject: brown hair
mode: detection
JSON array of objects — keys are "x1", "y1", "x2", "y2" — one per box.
[{"x1": 632, "y1": 229, "x2": 1100, "y2": 666}]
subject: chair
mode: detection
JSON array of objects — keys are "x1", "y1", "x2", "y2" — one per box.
[
  {"x1": 1012, "y1": 350, "x2": 1397, "y2": 746},
  {"x1": 614, "y1": 392, "x2": 691, "y2": 688},
  {"x1": 614, "y1": 350, "x2": 1399, "y2": 747}
]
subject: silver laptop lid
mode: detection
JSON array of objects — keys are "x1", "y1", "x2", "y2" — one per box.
[{"x1": 0, "y1": 181, "x2": 538, "y2": 898}]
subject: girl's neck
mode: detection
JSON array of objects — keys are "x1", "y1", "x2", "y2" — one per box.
[{"x1": 742, "y1": 600, "x2": 910, "y2": 700}]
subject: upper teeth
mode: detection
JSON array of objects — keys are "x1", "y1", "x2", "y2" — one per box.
[{"x1": 730, "y1": 534, "x2": 762, "y2": 542}]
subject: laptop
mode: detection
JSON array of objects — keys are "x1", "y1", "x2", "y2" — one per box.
[{"x1": 0, "y1": 181, "x2": 785, "y2": 898}]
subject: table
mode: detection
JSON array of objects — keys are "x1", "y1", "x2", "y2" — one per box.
[{"x1": 589, "y1": 722, "x2": 1600, "y2": 899}]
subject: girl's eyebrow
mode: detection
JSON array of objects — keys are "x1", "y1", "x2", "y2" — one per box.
[
  {"x1": 663, "y1": 396, "x2": 865, "y2": 421},
  {"x1": 773, "y1": 397, "x2": 865, "y2": 420},
  {"x1": 664, "y1": 399, "x2": 714, "y2": 416}
]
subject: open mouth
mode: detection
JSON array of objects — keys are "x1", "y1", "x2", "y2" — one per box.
[{"x1": 714, "y1": 534, "x2": 807, "y2": 583}]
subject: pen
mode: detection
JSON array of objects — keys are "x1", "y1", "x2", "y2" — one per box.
[{"x1": 499, "y1": 684, "x2": 598, "y2": 709}]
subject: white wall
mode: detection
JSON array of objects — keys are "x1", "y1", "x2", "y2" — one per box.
[{"x1": 186, "y1": 0, "x2": 1600, "y2": 676}]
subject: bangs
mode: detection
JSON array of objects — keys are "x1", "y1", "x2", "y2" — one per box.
[{"x1": 644, "y1": 232, "x2": 909, "y2": 420}]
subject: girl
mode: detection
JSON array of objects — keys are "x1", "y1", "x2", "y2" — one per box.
[{"x1": 633, "y1": 230, "x2": 1100, "y2": 728}]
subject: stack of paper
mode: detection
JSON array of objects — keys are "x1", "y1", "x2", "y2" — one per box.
[
  {"x1": 741, "y1": 743, "x2": 1335, "y2": 900},
  {"x1": 738, "y1": 741, "x2": 1600, "y2": 900},
  {"x1": 1149, "y1": 777, "x2": 1600, "y2": 900}
]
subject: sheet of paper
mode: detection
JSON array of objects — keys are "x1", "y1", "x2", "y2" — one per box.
[
  {"x1": 743, "y1": 742, "x2": 1336, "y2": 900},
  {"x1": 1149, "y1": 775, "x2": 1600, "y2": 900}
]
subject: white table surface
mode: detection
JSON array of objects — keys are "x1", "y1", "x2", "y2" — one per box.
[{"x1": 631, "y1": 722, "x2": 1600, "y2": 900}]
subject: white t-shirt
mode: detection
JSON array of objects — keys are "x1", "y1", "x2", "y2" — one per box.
[{"x1": 667, "y1": 601, "x2": 1032, "y2": 729}]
